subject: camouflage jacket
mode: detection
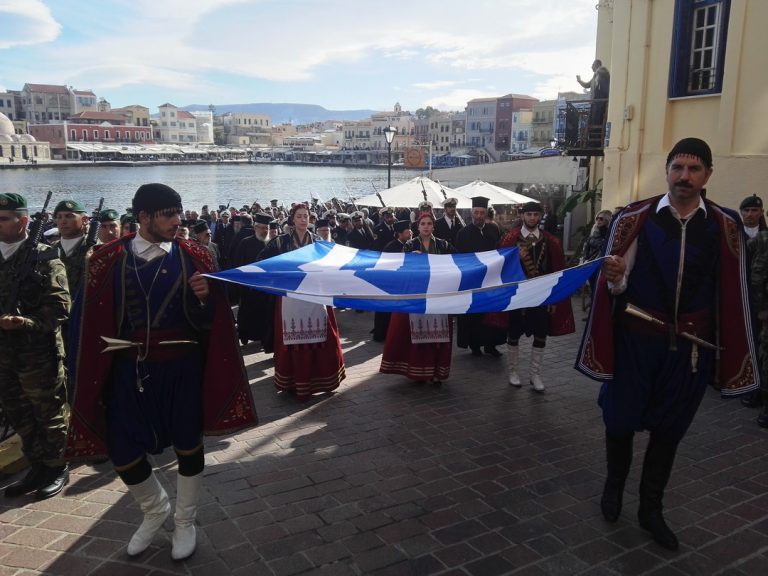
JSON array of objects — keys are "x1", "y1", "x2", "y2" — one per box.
[
  {"x1": 0, "y1": 243, "x2": 70, "y2": 337},
  {"x1": 750, "y1": 231, "x2": 768, "y2": 315},
  {"x1": 53, "y1": 237, "x2": 91, "y2": 298}
]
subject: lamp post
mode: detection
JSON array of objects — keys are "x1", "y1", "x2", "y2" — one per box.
[{"x1": 383, "y1": 126, "x2": 396, "y2": 189}]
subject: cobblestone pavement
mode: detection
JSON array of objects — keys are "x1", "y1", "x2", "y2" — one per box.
[{"x1": 1, "y1": 301, "x2": 767, "y2": 575}]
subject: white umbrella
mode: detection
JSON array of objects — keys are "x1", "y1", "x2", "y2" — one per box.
[
  {"x1": 355, "y1": 176, "x2": 473, "y2": 209},
  {"x1": 455, "y1": 180, "x2": 537, "y2": 205}
]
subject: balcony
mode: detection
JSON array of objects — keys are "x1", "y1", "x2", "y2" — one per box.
[{"x1": 554, "y1": 98, "x2": 607, "y2": 157}]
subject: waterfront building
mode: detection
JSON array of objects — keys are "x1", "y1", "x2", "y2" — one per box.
[
  {"x1": 224, "y1": 112, "x2": 271, "y2": 146},
  {"x1": 509, "y1": 109, "x2": 533, "y2": 154},
  {"x1": 531, "y1": 99, "x2": 556, "y2": 148},
  {"x1": 21, "y1": 84, "x2": 74, "y2": 124},
  {"x1": 189, "y1": 110, "x2": 214, "y2": 144},
  {"x1": 72, "y1": 90, "x2": 98, "y2": 114},
  {"x1": 111, "y1": 105, "x2": 152, "y2": 129},
  {"x1": 156, "y1": 103, "x2": 197, "y2": 143},
  {"x1": 0, "y1": 112, "x2": 51, "y2": 164},
  {"x1": 591, "y1": 0, "x2": 768, "y2": 210},
  {"x1": 0, "y1": 91, "x2": 19, "y2": 122},
  {"x1": 495, "y1": 94, "x2": 539, "y2": 154},
  {"x1": 465, "y1": 98, "x2": 497, "y2": 162}
]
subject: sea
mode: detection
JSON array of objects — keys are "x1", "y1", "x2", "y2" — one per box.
[{"x1": 0, "y1": 163, "x2": 424, "y2": 212}]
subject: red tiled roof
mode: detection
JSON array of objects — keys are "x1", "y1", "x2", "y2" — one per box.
[
  {"x1": 70, "y1": 111, "x2": 128, "y2": 121},
  {"x1": 24, "y1": 84, "x2": 69, "y2": 94},
  {"x1": 159, "y1": 103, "x2": 178, "y2": 108},
  {"x1": 73, "y1": 90, "x2": 96, "y2": 96},
  {"x1": 177, "y1": 111, "x2": 196, "y2": 119}
]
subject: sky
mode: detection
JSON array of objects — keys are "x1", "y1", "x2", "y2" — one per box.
[{"x1": 0, "y1": 0, "x2": 599, "y2": 114}]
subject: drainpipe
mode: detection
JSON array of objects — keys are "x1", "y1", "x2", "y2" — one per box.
[{"x1": 629, "y1": 0, "x2": 654, "y2": 203}]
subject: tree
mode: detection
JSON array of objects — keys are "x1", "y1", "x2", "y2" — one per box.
[{"x1": 414, "y1": 106, "x2": 440, "y2": 120}]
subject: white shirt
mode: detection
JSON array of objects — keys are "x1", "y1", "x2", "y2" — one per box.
[
  {"x1": 745, "y1": 225, "x2": 760, "y2": 239},
  {"x1": 520, "y1": 226, "x2": 541, "y2": 240},
  {"x1": 609, "y1": 193, "x2": 707, "y2": 294},
  {"x1": 0, "y1": 238, "x2": 25, "y2": 261},
  {"x1": 60, "y1": 236, "x2": 84, "y2": 256},
  {"x1": 132, "y1": 233, "x2": 172, "y2": 262}
]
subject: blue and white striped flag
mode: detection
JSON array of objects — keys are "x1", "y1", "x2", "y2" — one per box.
[{"x1": 208, "y1": 241, "x2": 602, "y2": 314}]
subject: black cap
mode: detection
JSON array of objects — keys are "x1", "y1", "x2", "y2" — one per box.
[
  {"x1": 393, "y1": 220, "x2": 411, "y2": 233},
  {"x1": 666, "y1": 137, "x2": 713, "y2": 169},
  {"x1": 268, "y1": 220, "x2": 280, "y2": 230},
  {"x1": 471, "y1": 196, "x2": 489, "y2": 209},
  {"x1": 520, "y1": 201, "x2": 543, "y2": 213},
  {"x1": 193, "y1": 221, "x2": 209, "y2": 234},
  {"x1": 740, "y1": 195, "x2": 763, "y2": 210},
  {"x1": 316, "y1": 218, "x2": 330, "y2": 228},
  {"x1": 132, "y1": 183, "x2": 183, "y2": 216},
  {"x1": 254, "y1": 212, "x2": 273, "y2": 225}
]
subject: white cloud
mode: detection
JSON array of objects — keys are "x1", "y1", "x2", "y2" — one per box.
[
  {"x1": 0, "y1": 0, "x2": 60, "y2": 49},
  {"x1": 3, "y1": 0, "x2": 600, "y2": 109}
]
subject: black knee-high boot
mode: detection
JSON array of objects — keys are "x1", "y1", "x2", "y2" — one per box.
[
  {"x1": 601, "y1": 432, "x2": 634, "y2": 522},
  {"x1": 638, "y1": 435, "x2": 679, "y2": 551}
]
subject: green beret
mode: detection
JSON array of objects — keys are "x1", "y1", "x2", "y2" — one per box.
[
  {"x1": 0, "y1": 193, "x2": 28, "y2": 211},
  {"x1": 53, "y1": 199, "x2": 87, "y2": 215},
  {"x1": 98, "y1": 208, "x2": 120, "y2": 222},
  {"x1": 740, "y1": 195, "x2": 763, "y2": 210}
]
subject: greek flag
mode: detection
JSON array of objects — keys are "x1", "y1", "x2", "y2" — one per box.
[{"x1": 208, "y1": 241, "x2": 601, "y2": 314}]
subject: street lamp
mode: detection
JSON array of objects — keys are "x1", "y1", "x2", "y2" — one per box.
[{"x1": 383, "y1": 126, "x2": 396, "y2": 189}]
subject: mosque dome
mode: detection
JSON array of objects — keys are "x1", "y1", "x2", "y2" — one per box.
[
  {"x1": 0, "y1": 134, "x2": 12, "y2": 143},
  {"x1": 0, "y1": 113, "x2": 13, "y2": 137},
  {"x1": 17, "y1": 134, "x2": 36, "y2": 143}
]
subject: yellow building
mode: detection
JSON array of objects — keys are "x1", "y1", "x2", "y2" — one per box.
[{"x1": 594, "y1": 0, "x2": 767, "y2": 210}]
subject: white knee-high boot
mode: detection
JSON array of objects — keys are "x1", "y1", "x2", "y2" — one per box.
[
  {"x1": 126, "y1": 473, "x2": 171, "y2": 556},
  {"x1": 171, "y1": 473, "x2": 201, "y2": 561},
  {"x1": 529, "y1": 346, "x2": 545, "y2": 392},
  {"x1": 507, "y1": 344, "x2": 521, "y2": 386}
]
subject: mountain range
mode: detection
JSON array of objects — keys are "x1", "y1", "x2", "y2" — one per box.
[{"x1": 182, "y1": 103, "x2": 379, "y2": 125}]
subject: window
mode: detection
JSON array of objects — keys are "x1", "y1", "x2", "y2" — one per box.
[
  {"x1": 104, "y1": 130, "x2": 110, "y2": 139},
  {"x1": 669, "y1": 0, "x2": 730, "y2": 97},
  {"x1": 93, "y1": 130, "x2": 99, "y2": 139},
  {"x1": 82, "y1": 129, "x2": 88, "y2": 140},
  {"x1": 116, "y1": 131, "x2": 121, "y2": 140},
  {"x1": 70, "y1": 129, "x2": 76, "y2": 139}
]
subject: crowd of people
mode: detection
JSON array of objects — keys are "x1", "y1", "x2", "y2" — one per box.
[{"x1": 0, "y1": 137, "x2": 765, "y2": 558}]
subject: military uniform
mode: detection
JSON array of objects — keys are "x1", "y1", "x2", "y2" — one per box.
[
  {"x1": 749, "y1": 230, "x2": 768, "y2": 426},
  {"x1": 0, "y1": 193, "x2": 71, "y2": 500}
]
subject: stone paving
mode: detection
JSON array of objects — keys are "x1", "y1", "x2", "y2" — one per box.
[{"x1": 1, "y1": 301, "x2": 767, "y2": 575}]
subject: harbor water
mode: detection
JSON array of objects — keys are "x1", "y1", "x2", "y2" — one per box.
[{"x1": 0, "y1": 163, "x2": 424, "y2": 212}]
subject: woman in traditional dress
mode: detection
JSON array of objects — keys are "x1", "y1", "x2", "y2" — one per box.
[
  {"x1": 380, "y1": 211, "x2": 455, "y2": 385},
  {"x1": 259, "y1": 203, "x2": 345, "y2": 401}
]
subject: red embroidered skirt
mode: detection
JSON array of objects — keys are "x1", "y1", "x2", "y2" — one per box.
[
  {"x1": 380, "y1": 313, "x2": 452, "y2": 381},
  {"x1": 273, "y1": 299, "x2": 345, "y2": 396}
]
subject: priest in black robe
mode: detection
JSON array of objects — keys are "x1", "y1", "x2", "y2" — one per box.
[
  {"x1": 235, "y1": 212, "x2": 275, "y2": 351},
  {"x1": 454, "y1": 196, "x2": 506, "y2": 357}
]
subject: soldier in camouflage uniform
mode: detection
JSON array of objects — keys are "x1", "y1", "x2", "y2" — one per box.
[
  {"x1": 749, "y1": 230, "x2": 768, "y2": 427},
  {"x1": 53, "y1": 199, "x2": 90, "y2": 298},
  {"x1": 0, "y1": 193, "x2": 71, "y2": 500}
]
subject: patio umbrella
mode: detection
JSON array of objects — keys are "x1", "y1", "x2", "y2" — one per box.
[
  {"x1": 455, "y1": 180, "x2": 538, "y2": 206},
  {"x1": 355, "y1": 177, "x2": 472, "y2": 209}
]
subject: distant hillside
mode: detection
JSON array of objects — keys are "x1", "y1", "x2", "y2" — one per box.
[{"x1": 182, "y1": 103, "x2": 378, "y2": 124}]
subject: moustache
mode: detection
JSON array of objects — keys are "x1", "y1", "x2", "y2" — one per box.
[{"x1": 674, "y1": 181, "x2": 693, "y2": 188}]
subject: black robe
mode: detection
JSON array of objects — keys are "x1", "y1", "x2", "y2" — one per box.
[
  {"x1": 234, "y1": 235, "x2": 275, "y2": 350},
  {"x1": 454, "y1": 223, "x2": 505, "y2": 350}
]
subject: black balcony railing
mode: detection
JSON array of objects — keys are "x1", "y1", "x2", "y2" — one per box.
[{"x1": 554, "y1": 98, "x2": 608, "y2": 156}]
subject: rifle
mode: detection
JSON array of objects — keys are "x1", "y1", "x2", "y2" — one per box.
[
  {"x1": 370, "y1": 181, "x2": 385, "y2": 207},
  {"x1": 2, "y1": 190, "x2": 53, "y2": 315},
  {"x1": 420, "y1": 180, "x2": 428, "y2": 202},
  {"x1": 85, "y1": 197, "x2": 104, "y2": 248}
]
